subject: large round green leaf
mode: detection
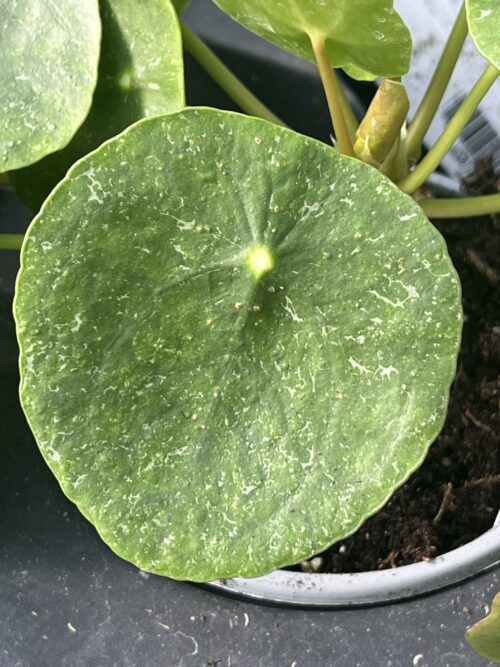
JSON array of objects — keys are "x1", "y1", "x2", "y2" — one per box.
[
  {"x1": 0, "y1": 0, "x2": 101, "y2": 172},
  {"x1": 466, "y1": 0, "x2": 500, "y2": 68},
  {"x1": 211, "y1": 0, "x2": 412, "y2": 80},
  {"x1": 10, "y1": 0, "x2": 185, "y2": 212},
  {"x1": 15, "y1": 109, "x2": 461, "y2": 581}
]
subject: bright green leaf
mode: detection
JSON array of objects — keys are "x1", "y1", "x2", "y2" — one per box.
[
  {"x1": 466, "y1": 0, "x2": 500, "y2": 68},
  {"x1": 466, "y1": 593, "x2": 500, "y2": 663},
  {"x1": 0, "y1": 0, "x2": 101, "y2": 171},
  {"x1": 11, "y1": 0, "x2": 185, "y2": 211},
  {"x1": 211, "y1": 0, "x2": 412, "y2": 80},
  {"x1": 15, "y1": 108, "x2": 461, "y2": 582}
]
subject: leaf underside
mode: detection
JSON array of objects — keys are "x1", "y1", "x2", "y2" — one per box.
[
  {"x1": 15, "y1": 109, "x2": 462, "y2": 582},
  {"x1": 0, "y1": 0, "x2": 101, "y2": 172},
  {"x1": 11, "y1": 0, "x2": 185, "y2": 212},
  {"x1": 466, "y1": 593, "x2": 500, "y2": 662},
  {"x1": 212, "y1": 0, "x2": 412, "y2": 80},
  {"x1": 466, "y1": 0, "x2": 500, "y2": 68}
]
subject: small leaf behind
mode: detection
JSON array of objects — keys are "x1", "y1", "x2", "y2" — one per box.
[
  {"x1": 11, "y1": 0, "x2": 185, "y2": 211},
  {"x1": 212, "y1": 0, "x2": 412, "y2": 80},
  {"x1": 0, "y1": 0, "x2": 101, "y2": 171}
]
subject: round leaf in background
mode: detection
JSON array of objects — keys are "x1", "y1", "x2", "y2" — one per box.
[
  {"x1": 15, "y1": 109, "x2": 462, "y2": 581},
  {"x1": 11, "y1": 0, "x2": 185, "y2": 211},
  {"x1": 211, "y1": 0, "x2": 412, "y2": 80},
  {"x1": 466, "y1": 0, "x2": 500, "y2": 68},
  {"x1": 0, "y1": 0, "x2": 101, "y2": 172}
]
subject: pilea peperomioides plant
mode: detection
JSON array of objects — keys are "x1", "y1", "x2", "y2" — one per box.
[{"x1": 1, "y1": 0, "x2": 499, "y2": 581}]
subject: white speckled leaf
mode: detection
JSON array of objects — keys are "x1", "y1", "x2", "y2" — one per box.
[
  {"x1": 211, "y1": 0, "x2": 412, "y2": 80},
  {"x1": 15, "y1": 108, "x2": 461, "y2": 582},
  {"x1": 0, "y1": 0, "x2": 101, "y2": 171},
  {"x1": 11, "y1": 0, "x2": 185, "y2": 211},
  {"x1": 466, "y1": 0, "x2": 500, "y2": 68},
  {"x1": 466, "y1": 592, "x2": 500, "y2": 662}
]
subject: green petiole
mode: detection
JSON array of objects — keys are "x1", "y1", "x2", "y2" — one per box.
[
  {"x1": 419, "y1": 193, "x2": 500, "y2": 219},
  {"x1": 0, "y1": 234, "x2": 24, "y2": 250},
  {"x1": 180, "y1": 23, "x2": 286, "y2": 128},
  {"x1": 406, "y1": 3, "x2": 468, "y2": 161},
  {"x1": 399, "y1": 64, "x2": 499, "y2": 194},
  {"x1": 310, "y1": 36, "x2": 355, "y2": 156}
]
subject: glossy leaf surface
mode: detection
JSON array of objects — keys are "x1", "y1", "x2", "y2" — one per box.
[
  {"x1": 15, "y1": 109, "x2": 461, "y2": 581},
  {"x1": 467, "y1": 0, "x2": 500, "y2": 68},
  {"x1": 0, "y1": 0, "x2": 101, "y2": 171},
  {"x1": 11, "y1": 0, "x2": 185, "y2": 211},
  {"x1": 212, "y1": 0, "x2": 412, "y2": 80}
]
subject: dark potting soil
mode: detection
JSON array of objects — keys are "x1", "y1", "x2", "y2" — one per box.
[{"x1": 296, "y1": 169, "x2": 500, "y2": 574}]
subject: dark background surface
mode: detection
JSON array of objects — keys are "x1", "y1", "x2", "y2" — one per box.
[{"x1": 1, "y1": 1, "x2": 498, "y2": 664}]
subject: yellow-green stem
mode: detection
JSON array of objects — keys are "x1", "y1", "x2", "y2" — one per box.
[
  {"x1": 406, "y1": 3, "x2": 468, "y2": 160},
  {"x1": 419, "y1": 193, "x2": 500, "y2": 218},
  {"x1": 399, "y1": 64, "x2": 499, "y2": 194},
  {"x1": 0, "y1": 234, "x2": 24, "y2": 250},
  {"x1": 336, "y1": 78, "x2": 359, "y2": 144},
  {"x1": 310, "y1": 37, "x2": 354, "y2": 156},
  {"x1": 181, "y1": 23, "x2": 287, "y2": 128}
]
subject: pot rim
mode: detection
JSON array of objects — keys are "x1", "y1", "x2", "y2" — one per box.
[{"x1": 203, "y1": 513, "x2": 500, "y2": 608}]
